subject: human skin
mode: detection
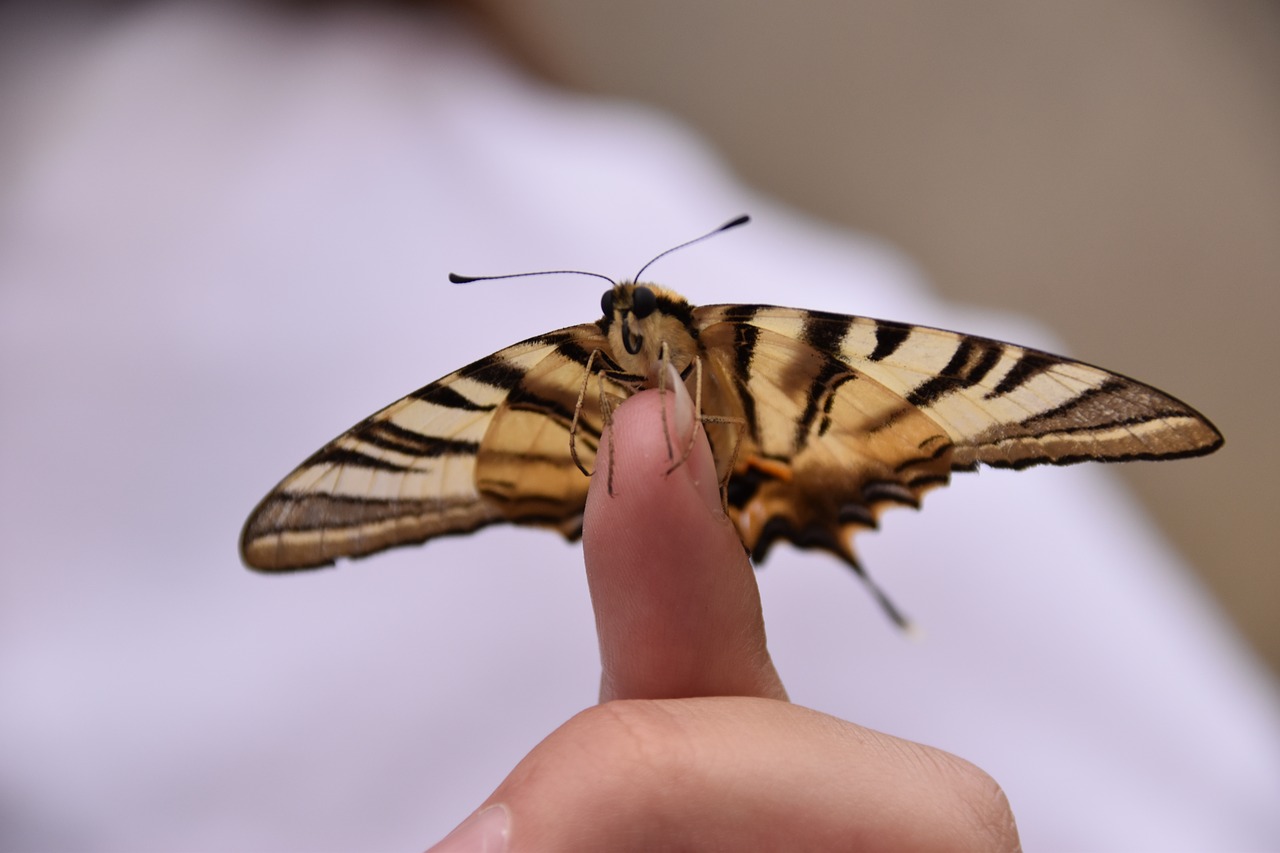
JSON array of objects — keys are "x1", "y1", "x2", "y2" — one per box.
[{"x1": 428, "y1": 376, "x2": 1020, "y2": 852}]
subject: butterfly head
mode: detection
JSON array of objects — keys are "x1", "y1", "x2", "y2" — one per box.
[
  {"x1": 600, "y1": 282, "x2": 699, "y2": 384},
  {"x1": 451, "y1": 216, "x2": 748, "y2": 386}
]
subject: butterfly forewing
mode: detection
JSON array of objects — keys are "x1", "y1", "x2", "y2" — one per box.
[{"x1": 730, "y1": 307, "x2": 1223, "y2": 469}]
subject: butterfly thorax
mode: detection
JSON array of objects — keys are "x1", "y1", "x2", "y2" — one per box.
[{"x1": 598, "y1": 282, "x2": 700, "y2": 385}]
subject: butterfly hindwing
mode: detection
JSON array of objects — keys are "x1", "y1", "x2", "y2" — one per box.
[
  {"x1": 694, "y1": 315, "x2": 955, "y2": 568},
  {"x1": 472, "y1": 328, "x2": 628, "y2": 538}
]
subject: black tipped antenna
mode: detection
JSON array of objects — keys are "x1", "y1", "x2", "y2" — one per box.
[
  {"x1": 449, "y1": 215, "x2": 750, "y2": 286},
  {"x1": 449, "y1": 269, "x2": 617, "y2": 286},
  {"x1": 632, "y1": 214, "x2": 750, "y2": 282}
]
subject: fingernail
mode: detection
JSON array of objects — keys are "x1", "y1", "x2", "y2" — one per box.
[
  {"x1": 665, "y1": 363, "x2": 695, "y2": 452},
  {"x1": 427, "y1": 804, "x2": 509, "y2": 853},
  {"x1": 665, "y1": 364, "x2": 723, "y2": 517}
]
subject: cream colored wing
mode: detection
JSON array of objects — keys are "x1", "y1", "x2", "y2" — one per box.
[
  {"x1": 240, "y1": 325, "x2": 616, "y2": 571},
  {"x1": 724, "y1": 306, "x2": 1223, "y2": 468},
  {"x1": 691, "y1": 305, "x2": 1221, "y2": 622}
]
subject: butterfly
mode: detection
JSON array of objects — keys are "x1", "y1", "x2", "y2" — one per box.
[{"x1": 240, "y1": 216, "x2": 1222, "y2": 623}]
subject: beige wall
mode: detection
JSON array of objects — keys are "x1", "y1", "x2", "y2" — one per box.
[{"x1": 469, "y1": 0, "x2": 1280, "y2": 674}]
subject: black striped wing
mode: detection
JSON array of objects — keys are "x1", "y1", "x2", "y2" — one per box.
[
  {"x1": 737, "y1": 307, "x2": 1223, "y2": 467},
  {"x1": 240, "y1": 324, "x2": 618, "y2": 571},
  {"x1": 690, "y1": 304, "x2": 1223, "y2": 578}
]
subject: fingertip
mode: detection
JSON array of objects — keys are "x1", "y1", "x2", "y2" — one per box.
[{"x1": 583, "y1": 389, "x2": 784, "y2": 702}]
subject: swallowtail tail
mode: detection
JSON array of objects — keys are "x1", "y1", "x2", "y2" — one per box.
[{"x1": 240, "y1": 217, "x2": 1222, "y2": 620}]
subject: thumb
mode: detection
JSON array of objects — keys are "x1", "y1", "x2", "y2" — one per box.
[{"x1": 582, "y1": 372, "x2": 786, "y2": 702}]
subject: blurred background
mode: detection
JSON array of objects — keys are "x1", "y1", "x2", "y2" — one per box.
[
  {"x1": 468, "y1": 0, "x2": 1280, "y2": 674},
  {"x1": 2, "y1": 2, "x2": 1277, "y2": 850}
]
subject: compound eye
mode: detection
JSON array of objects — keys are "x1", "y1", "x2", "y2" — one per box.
[
  {"x1": 600, "y1": 290, "x2": 614, "y2": 317},
  {"x1": 631, "y1": 286, "x2": 657, "y2": 318}
]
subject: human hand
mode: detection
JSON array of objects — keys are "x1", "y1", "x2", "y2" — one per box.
[{"x1": 428, "y1": 376, "x2": 1020, "y2": 852}]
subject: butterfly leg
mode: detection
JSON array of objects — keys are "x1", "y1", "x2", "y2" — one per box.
[
  {"x1": 570, "y1": 348, "x2": 603, "y2": 478},
  {"x1": 649, "y1": 348, "x2": 747, "y2": 502},
  {"x1": 662, "y1": 356, "x2": 747, "y2": 509},
  {"x1": 703, "y1": 410, "x2": 747, "y2": 505},
  {"x1": 597, "y1": 373, "x2": 622, "y2": 496}
]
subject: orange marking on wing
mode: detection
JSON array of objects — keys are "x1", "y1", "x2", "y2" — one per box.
[{"x1": 740, "y1": 455, "x2": 793, "y2": 482}]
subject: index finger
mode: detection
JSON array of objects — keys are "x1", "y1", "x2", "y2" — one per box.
[{"x1": 582, "y1": 374, "x2": 787, "y2": 703}]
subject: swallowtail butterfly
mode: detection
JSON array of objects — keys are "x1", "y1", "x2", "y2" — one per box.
[{"x1": 240, "y1": 216, "x2": 1222, "y2": 621}]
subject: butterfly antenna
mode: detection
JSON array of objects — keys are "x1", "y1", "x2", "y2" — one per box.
[
  {"x1": 631, "y1": 214, "x2": 751, "y2": 282},
  {"x1": 449, "y1": 270, "x2": 617, "y2": 286}
]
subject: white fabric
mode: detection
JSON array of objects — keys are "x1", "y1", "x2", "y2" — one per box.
[{"x1": 1, "y1": 4, "x2": 1277, "y2": 851}]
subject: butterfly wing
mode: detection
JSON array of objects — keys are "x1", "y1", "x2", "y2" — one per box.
[
  {"x1": 737, "y1": 306, "x2": 1224, "y2": 467},
  {"x1": 692, "y1": 305, "x2": 1222, "y2": 576},
  {"x1": 240, "y1": 325, "x2": 615, "y2": 571},
  {"x1": 693, "y1": 311, "x2": 952, "y2": 572}
]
